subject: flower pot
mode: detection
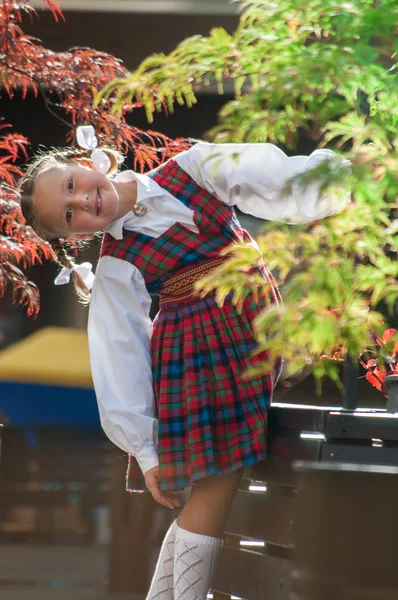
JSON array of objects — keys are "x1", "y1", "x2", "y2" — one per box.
[{"x1": 385, "y1": 374, "x2": 398, "y2": 413}]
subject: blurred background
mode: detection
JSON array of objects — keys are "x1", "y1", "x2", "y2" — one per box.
[{"x1": 0, "y1": 1, "x2": 383, "y2": 599}]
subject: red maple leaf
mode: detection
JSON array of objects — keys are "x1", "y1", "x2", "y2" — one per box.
[
  {"x1": 382, "y1": 328, "x2": 397, "y2": 344},
  {"x1": 366, "y1": 371, "x2": 384, "y2": 392},
  {"x1": 1, "y1": 0, "x2": 191, "y2": 314}
]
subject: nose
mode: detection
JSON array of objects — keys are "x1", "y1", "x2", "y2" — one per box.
[{"x1": 72, "y1": 194, "x2": 89, "y2": 211}]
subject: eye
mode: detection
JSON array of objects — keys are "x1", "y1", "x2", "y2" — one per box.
[
  {"x1": 66, "y1": 208, "x2": 73, "y2": 224},
  {"x1": 68, "y1": 177, "x2": 74, "y2": 193}
]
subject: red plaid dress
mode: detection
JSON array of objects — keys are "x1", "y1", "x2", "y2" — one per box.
[{"x1": 101, "y1": 159, "x2": 281, "y2": 491}]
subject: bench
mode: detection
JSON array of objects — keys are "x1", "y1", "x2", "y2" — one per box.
[{"x1": 109, "y1": 402, "x2": 398, "y2": 598}]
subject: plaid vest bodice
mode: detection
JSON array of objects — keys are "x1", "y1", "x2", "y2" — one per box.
[{"x1": 100, "y1": 159, "x2": 254, "y2": 294}]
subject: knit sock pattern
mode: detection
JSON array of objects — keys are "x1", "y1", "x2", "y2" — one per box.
[
  {"x1": 174, "y1": 525, "x2": 223, "y2": 600},
  {"x1": 147, "y1": 520, "x2": 178, "y2": 600}
]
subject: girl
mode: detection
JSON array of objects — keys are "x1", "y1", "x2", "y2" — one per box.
[{"x1": 19, "y1": 125, "x2": 350, "y2": 600}]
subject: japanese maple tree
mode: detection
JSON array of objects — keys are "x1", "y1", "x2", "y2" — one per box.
[
  {"x1": 0, "y1": 0, "x2": 189, "y2": 316},
  {"x1": 102, "y1": 0, "x2": 398, "y2": 393}
]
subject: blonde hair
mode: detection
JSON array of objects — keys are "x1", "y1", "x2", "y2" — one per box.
[{"x1": 19, "y1": 145, "x2": 123, "y2": 304}]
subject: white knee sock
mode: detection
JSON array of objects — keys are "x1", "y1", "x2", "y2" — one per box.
[
  {"x1": 174, "y1": 524, "x2": 223, "y2": 600},
  {"x1": 147, "y1": 519, "x2": 178, "y2": 600}
]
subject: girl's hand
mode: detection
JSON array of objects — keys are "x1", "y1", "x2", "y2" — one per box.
[{"x1": 144, "y1": 465, "x2": 182, "y2": 510}]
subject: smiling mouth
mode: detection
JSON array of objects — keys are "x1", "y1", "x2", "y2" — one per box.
[{"x1": 96, "y1": 190, "x2": 102, "y2": 216}]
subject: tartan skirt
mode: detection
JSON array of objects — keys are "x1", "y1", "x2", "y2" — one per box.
[{"x1": 126, "y1": 284, "x2": 278, "y2": 493}]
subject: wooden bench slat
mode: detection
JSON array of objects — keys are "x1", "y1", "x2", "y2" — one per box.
[
  {"x1": 321, "y1": 443, "x2": 398, "y2": 465},
  {"x1": 213, "y1": 546, "x2": 292, "y2": 600},
  {"x1": 246, "y1": 437, "x2": 322, "y2": 487},
  {"x1": 248, "y1": 461, "x2": 297, "y2": 486},
  {"x1": 325, "y1": 412, "x2": 398, "y2": 441},
  {"x1": 224, "y1": 532, "x2": 293, "y2": 560},
  {"x1": 227, "y1": 488, "x2": 296, "y2": 546},
  {"x1": 240, "y1": 478, "x2": 296, "y2": 496},
  {"x1": 269, "y1": 437, "x2": 323, "y2": 462},
  {"x1": 269, "y1": 404, "x2": 329, "y2": 433}
]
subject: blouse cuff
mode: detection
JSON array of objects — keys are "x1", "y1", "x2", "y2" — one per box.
[{"x1": 135, "y1": 444, "x2": 159, "y2": 475}]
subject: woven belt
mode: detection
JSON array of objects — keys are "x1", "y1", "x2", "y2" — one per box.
[{"x1": 159, "y1": 255, "x2": 230, "y2": 306}]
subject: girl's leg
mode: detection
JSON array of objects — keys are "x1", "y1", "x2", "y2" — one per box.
[
  {"x1": 174, "y1": 468, "x2": 244, "y2": 600},
  {"x1": 146, "y1": 518, "x2": 178, "y2": 600},
  {"x1": 178, "y1": 467, "x2": 244, "y2": 537}
]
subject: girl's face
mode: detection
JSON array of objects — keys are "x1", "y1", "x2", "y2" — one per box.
[{"x1": 33, "y1": 163, "x2": 122, "y2": 238}]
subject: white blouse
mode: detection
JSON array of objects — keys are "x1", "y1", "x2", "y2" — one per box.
[{"x1": 88, "y1": 142, "x2": 351, "y2": 475}]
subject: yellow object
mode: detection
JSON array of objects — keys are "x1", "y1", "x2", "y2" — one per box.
[{"x1": 0, "y1": 327, "x2": 93, "y2": 388}]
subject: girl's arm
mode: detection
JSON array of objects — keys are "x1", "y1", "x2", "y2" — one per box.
[
  {"x1": 87, "y1": 256, "x2": 158, "y2": 476},
  {"x1": 176, "y1": 141, "x2": 351, "y2": 223}
]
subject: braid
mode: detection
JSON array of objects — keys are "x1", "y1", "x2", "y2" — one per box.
[
  {"x1": 60, "y1": 146, "x2": 121, "y2": 175},
  {"x1": 60, "y1": 148, "x2": 91, "y2": 161},
  {"x1": 49, "y1": 238, "x2": 91, "y2": 305},
  {"x1": 49, "y1": 238, "x2": 73, "y2": 269}
]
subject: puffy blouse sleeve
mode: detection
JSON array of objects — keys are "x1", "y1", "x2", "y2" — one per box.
[
  {"x1": 88, "y1": 255, "x2": 158, "y2": 475},
  {"x1": 176, "y1": 141, "x2": 351, "y2": 224}
]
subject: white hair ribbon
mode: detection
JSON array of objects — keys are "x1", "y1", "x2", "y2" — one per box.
[
  {"x1": 54, "y1": 262, "x2": 95, "y2": 290},
  {"x1": 76, "y1": 125, "x2": 111, "y2": 174}
]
